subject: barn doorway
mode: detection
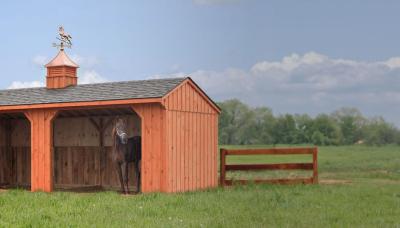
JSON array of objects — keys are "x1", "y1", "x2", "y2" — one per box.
[
  {"x1": 0, "y1": 112, "x2": 31, "y2": 190},
  {"x1": 52, "y1": 107, "x2": 142, "y2": 192}
]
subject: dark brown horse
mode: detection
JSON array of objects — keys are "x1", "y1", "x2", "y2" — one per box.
[{"x1": 111, "y1": 117, "x2": 141, "y2": 194}]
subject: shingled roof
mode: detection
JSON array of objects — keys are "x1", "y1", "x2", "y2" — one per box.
[{"x1": 0, "y1": 77, "x2": 186, "y2": 106}]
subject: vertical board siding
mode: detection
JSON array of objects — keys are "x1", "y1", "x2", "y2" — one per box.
[
  {"x1": 163, "y1": 80, "x2": 219, "y2": 192},
  {"x1": 52, "y1": 146, "x2": 138, "y2": 190},
  {"x1": 165, "y1": 111, "x2": 218, "y2": 192},
  {"x1": 164, "y1": 80, "x2": 218, "y2": 114},
  {"x1": 132, "y1": 103, "x2": 167, "y2": 193},
  {"x1": 0, "y1": 146, "x2": 30, "y2": 187}
]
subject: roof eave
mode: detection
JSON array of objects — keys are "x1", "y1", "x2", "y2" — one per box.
[{"x1": 0, "y1": 97, "x2": 163, "y2": 113}]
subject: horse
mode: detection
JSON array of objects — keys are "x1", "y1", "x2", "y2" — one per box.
[
  {"x1": 111, "y1": 117, "x2": 141, "y2": 194},
  {"x1": 58, "y1": 26, "x2": 72, "y2": 45}
]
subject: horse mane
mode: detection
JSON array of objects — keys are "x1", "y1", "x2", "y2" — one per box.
[{"x1": 112, "y1": 120, "x2": 120, "y2": 149}]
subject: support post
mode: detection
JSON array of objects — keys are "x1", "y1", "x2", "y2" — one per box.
[
  {"x1": 312, "y1": 147, "x2": 318, "y2": 184},
  {"x1": 25, "y1": 109, "x2": 58, "y2": 192},
  {"x1": 4, "y1": 120, "x2": 14, "y2": 185},
  {"x1": 220, "y1": 149, "x2": 226, "y2": 187},
  {"x1": 89, "y1": 117, "x2": 112, "y2": 186}
]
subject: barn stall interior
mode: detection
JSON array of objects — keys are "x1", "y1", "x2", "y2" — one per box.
[
  {"x1": 0, "y1": 37, "x2": 220, "y2": 193},
  {"x1": 53, "y1": 107, "x2": 141, "y2": 192},
  {"x1": 0, "y1": 113, "x2": 31, "y2": 189}
]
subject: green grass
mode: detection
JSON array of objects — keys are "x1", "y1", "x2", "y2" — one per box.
[{"x1": 1, "y1": 145, "x2": 400, "y2": 227}]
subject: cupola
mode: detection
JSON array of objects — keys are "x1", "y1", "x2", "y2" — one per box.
[
  {"x1": 45, "y1": 49, "x2": 79, "y2": 89},
  {"x1": 45, "y1": 26, "x2": 78, "y2": 89}
]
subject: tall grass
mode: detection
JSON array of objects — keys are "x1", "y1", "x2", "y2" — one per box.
[{"x1": 0, "y1": 145, "x2": 399, "y2": 227}]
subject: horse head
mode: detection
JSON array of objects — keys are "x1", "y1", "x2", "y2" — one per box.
[{"x1": 114, "y1": 117, "x2": 129, "y2": 145}]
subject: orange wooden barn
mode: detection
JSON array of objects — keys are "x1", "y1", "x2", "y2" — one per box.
[{"x1": 0, "y1": 49, "x2": 220, "y2": 193}]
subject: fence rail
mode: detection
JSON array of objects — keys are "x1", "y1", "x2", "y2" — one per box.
[{"x1": 220, "y1": 147, "x2": 318, "y2": 186}]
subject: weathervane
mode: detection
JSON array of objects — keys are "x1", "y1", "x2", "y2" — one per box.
[{"x1": 52, "y1": 26, "x2": 72, "y2": 50}]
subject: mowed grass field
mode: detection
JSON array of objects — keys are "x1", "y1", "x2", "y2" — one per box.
[{"x1": 0, "y1": 145, "x2": 399, "y2": 227}]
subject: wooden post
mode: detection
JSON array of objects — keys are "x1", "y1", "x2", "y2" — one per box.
[
  {"x1": 4, "y1": 120, "x2": 14, "y2": 185},
  {"x1": 312, "y1": 147, "x2": 318, "y2": 184},
  {"x1": 219, "y1": 149, "x2": 226, "y2": 187},
  {"x1": 98, "y1": 118, "x2": 104, "y2": 186},
  {"x1": 89, "y1": 117, "x2": 112, "y2": 187},
  {"x1": 25, "y1": 109, "x2": 58, "y2": 192}
]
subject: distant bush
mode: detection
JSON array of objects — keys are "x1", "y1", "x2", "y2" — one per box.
[{"x1": 217, "y1": 99, "x2": 400, "y2": 146}]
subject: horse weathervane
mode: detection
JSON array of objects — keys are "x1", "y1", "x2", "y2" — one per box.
[{"x1": 52, "y1": 26, "x2": 73, "y2": 50}]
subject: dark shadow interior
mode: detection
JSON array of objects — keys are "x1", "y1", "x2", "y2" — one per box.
[{"x1": 0, "y1": 112, "x2": 31, "y2": 190}]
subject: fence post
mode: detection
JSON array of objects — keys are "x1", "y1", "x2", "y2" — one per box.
[
  {"x1": 220, "y1": 149, "x2": 226, "y2": 187},
  {"x1": 313, "y1": 147, "x2": 318, "y2": 184}
]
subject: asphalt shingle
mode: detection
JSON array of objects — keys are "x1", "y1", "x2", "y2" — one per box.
[{"x1": 0, "y1": 77, "x2": 186, "y2": 106}]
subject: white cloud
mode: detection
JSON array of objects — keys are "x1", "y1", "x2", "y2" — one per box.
[
  {"x1": 383, "y1": 57, "x2": 400, "y2": 69},
  {"x1": 150, "y1": 52, "x2": 400, "y2": 126},
  {"x1": 7, "y1": 81, "x2": 44, "y2": 89},
  {"x1": 7, "y1": 70, "x2": 107, "y2": 88},
  {"x1": 78, "y1": 70, "x2": 108, "y2": 84}
]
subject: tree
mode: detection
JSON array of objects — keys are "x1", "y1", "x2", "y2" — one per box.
[
  {"x1": 362, "y1": 117, "x2": 399, "y2": 145},
  {"x1": 218, "y1": 99, "x2": 255, "y2": 145},
  {"x1": 253, "y1": 107, "x2": 275, "y2": 144},
  {"x1": 273, "y1": 114, "x2": 298, "y2": 144},
  {"x1": 217, "y1": 99, "x2": 400, "y2": 146},
  {"x1": 294, "y1": 114, "x2": 313, "y2": 144},
  {"x1": 331, "y1": 107, "x2": 365, "y2": 144},
  {"x1": 311, "y1": 114, "x2": 342, "y2": 145}
]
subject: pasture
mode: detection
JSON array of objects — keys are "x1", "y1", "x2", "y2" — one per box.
[{"x1": 0, "y1": 145, "x2": 399, "y2": 227}]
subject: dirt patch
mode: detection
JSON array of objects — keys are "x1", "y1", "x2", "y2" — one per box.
[
  {"x1": 319, "y1": 179, "x2": 352, "y2": 185},
  {"x1": 369, "y1": 179, "x2": 400, "y2": 185}
]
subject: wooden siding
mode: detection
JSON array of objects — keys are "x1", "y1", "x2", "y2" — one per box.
[
  {"x1": 53, "y1": 115, "x2": 140, "y2": 147},
  {"x1": 0, "y1": 119, "x2": 31, "y2": 187},
  {"x1": 163, "y1": 80, "x2": 219, "y2": 192},
  {"x1": 0, "y1": 146, "x2": 138, "y2": 190},
  {"x1": 0, "y1": 147, "x2": 31, "y2": 187},
  {"x1": 53, "y1": 146, "x2": 138, "y2": 190},
  {"x1": 132, "y1": 103, "x2": 167, "y2": 193},
  {"x1": 163, "y1": 79, "x2": 219, "y2": 114}
]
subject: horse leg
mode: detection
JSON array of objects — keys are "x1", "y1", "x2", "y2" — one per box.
[
  {"x1": 116, "y1": 162, "x2": 125, "y2": 194},
  {"x1": 124, "y1": 162, "x2": 129, "y2": 194},
  {"x1": 135, "y1": 160, "x2": 141, "y2": 193},
  {"x1": 120, "y1": 162, "x2": 128, "y2": 194},
  {"x1": 134, "y1": 161, "x2": 139, "y2": 193}
]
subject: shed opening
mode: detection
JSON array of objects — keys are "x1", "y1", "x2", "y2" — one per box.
[
  {"x1": 0, "y1": 112, "x2": 31, "y2": 190},
  {"x1": 53, "y1": 107, "x2": 142, "y2": 192}
]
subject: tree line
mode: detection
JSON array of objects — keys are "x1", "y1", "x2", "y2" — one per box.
[{"x1": 218, "y1": 99, "x2": 400, "y2": 146}]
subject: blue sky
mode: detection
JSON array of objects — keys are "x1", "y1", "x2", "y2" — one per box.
[{"x1": 1, "y1": 0, "x2": 400, "y2": 126}]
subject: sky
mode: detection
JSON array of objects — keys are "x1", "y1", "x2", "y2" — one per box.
[{"x1": 0, "y1": 0, "x2": 400, "y2": 126}]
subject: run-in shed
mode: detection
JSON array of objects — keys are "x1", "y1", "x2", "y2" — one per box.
[{"x1": 0, "y1": 49, "x2": 220, "y2": 193}]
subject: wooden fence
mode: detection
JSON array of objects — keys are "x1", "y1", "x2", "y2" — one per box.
[{"x1": 219, "y1": 147, "x2": 318, "y2": 186}]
